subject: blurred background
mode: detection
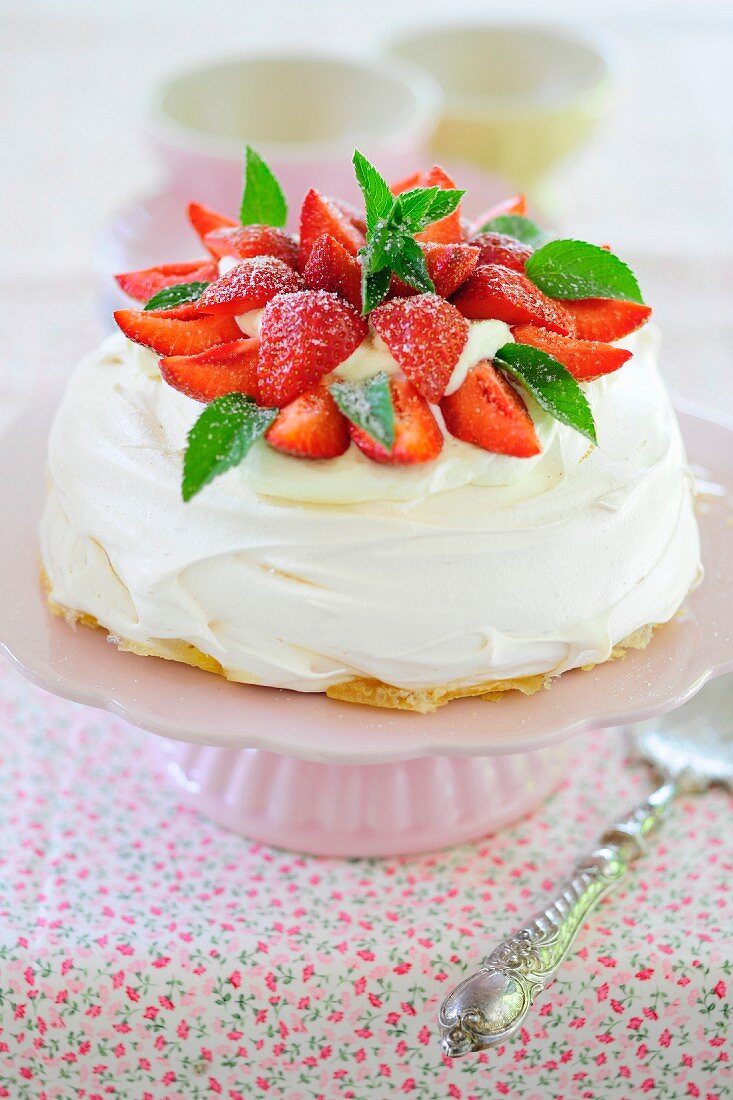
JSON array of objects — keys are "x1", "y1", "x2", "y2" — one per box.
[{"x1": 2, "y1": 0, "x2": 732, "y2": 416}]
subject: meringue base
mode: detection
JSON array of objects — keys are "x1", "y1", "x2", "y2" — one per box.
[
  {"x1": 326, "y1": 623, "x2": 655, "y2": 712},
  {"x1": 42, "y1": 568, "x2": 657, "y2": 713}
]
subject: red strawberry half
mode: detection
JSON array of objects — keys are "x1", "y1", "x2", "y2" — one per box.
[
  {"x1": 330, "y1": 197, "x2": 367, "y2": 236},
  {"x1": 114, "y1": 310, "x2": 242, "y2": 356},
  {"x1": 350, "y1": 377, "x2": 443, "y2": 465},
  {"x1": 198, "y1": 257, "x2": 303, "y2": 315},
  {"x1": 512, "y1": 326, "x2": 632, "y2": 381},
  {"x1": 144, "y1": 303, "x2": 208, "y2": 321},
  {"x1": 188, "y1": 203, "x2": 237, "y2": 249},
  {"x1": 299, "y1": 189, "x2": 366, "y2": 267},
  {"x1": 452, "y1": 264, "x2": 575, "y2": 335},
  {"x1": 204, "y1": 225, "x2": 299, "y2": 268},
  {"x1": 470, "y1": 231, "x2": 533, "y2": 272},
  {"x1": 371, "y1": 294, "x2": 468, "y2": 404},
  {"x1": 563, "y1": 299, "x2": 652, "y2": 342},
  {"x1": 159, "y1": 339, "x2": 260, "y2": 403},
  {"x1": 471, "y1": 194, "x2": 526, "y2": 232},
  {"x1": 266, "y1": 385, "x2": 350, "y2": 459},
  {"x1": 302, "y1": 234, "x2": 362, "y2": 311},
  {"x1": 414, "y1": 166, "x2": 463, "y2": 244},
  {"x1": 258, "y1": 290, "x2": 368, "y2": 407},
  {"x1": 423, "y1": 242, "x2": 480, "y2": 297},
  {"x1": 440, "y1": 361, "x2": 540, "y2": 457},
  {"x1": 115, "y1": 260, "x2": 217, "y2": 303},
  {"x1": 390, "y1": 170, "x2": 421, "y2": 195},
  {"x1": 391, "y1": 242, "x2": 480, "y2": 299}
]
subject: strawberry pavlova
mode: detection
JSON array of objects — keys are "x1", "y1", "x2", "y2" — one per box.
[{"x1": 40, "y1": 149, "x2": 701, "y2": 712}]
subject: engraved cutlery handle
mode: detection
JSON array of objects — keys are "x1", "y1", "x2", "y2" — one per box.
[{"x1": 438, "y1": 779, "x2": 678, "y2": 1056}]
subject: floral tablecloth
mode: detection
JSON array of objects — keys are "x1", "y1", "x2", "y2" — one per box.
[{"x1": 0, "y1": 659, "x2": 730, "y2": 1099}]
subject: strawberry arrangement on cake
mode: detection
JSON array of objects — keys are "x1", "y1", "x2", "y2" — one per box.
[{"x1": 40, "y1": 148, "x2": 701, "y2": 712}]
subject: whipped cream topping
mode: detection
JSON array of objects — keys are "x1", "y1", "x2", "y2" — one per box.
[
  {"x1": 234, "y1": 314, "x2": 560, "y2": 504},
  {"x1": 40, "y1": 324, "x2": 701, "y2": 694}
]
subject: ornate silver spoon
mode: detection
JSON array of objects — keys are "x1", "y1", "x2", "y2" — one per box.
[{"x1": 438, "y1": 673, "x2": 733, "y2": 1056}]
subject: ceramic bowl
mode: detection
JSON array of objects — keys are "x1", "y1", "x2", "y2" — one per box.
[
  {"x1": 146, "y1": 53, "x2": 443, "y2": 221},
  {"x1": 386, "y1": 22, "x2": 618, "y2": 190}
]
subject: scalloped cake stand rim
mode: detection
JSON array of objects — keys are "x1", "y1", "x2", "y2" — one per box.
[{"x1": 1, "y1": 396, "x2": 732, "y2": 766}]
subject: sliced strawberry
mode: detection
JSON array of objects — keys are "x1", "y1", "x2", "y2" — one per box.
[
  {"x1": 391, "y1": 242, "x2": 480, "y2": 299},
  {"x1": 114, "y1": 310, "x2": 242, "y2": 356},
  {"x1": 471, "y1": 194, "x2": 526, "y2": 232},
  {"x1": 258, "y1": 290, "x2": 368, "y2": 407},
  {"x1": 188, "y1": 202, "x2": 237, "y2": 249},
  {"x1": 390, "y1": 170, "x2": 421, "y2": 195},
  {"x1": 145, "y1": 303, "x2": 208, "y2": 321},
  {"x1": 302, "y1": 234, "x2": 362, "y2": 311},
  {"x1": 204, "y1": 225, "x2": 299, "y2": 269},
  {"x1": 350, "y1": 377, "x2": 443, "y2": 465},
  {"x1": 512, "y1": 326, "x2": 632, "y2": 381},
  {"x1": 452, "y1": 264, "x2": 574, "y2": 335},
  {"x1": 424, "y1": 242, "x2": 480, "y2": 297},
  {"x1": 414, "y1": 166, "x2": 463, "y2": 244},
  {"x1": 266, "y1": 384, "x2": 350, "y2": 459},
  {"x1": 441, "y1": 362, "x2": 540, "y2": 457},
  {"x1": 198, "y1": 257, "x2": 303, "y2": 315},
  {"x1": 563, "y1": 299, "x2": 652, "y2": 342},
  {"x1": 470, "y1": 231, "x2": 533, "y2": 272},
  {"x1": 371, "y1": 294, "x2": 468, "y2": 404},
  {"x1": 115, "y1": 260, "x2": 217, "y2": 303},
  {"x1": 159, "y1": 339, "x2": 260, "y2": 403},
  {"x1": 299, "y1": 189, "x2": 366, "y2": 267},
  {"x1": 331, "y1": 197, "x2": 367, "y2": 236}
]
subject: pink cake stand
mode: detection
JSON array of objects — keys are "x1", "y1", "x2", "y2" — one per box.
[{"x1": 2, "y1": 399, "x2": 732, "y2": 856}]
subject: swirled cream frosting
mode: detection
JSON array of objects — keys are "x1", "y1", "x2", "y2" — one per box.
[{"x1": 40, "y1": 323, "x2": 701, "y2": 693}]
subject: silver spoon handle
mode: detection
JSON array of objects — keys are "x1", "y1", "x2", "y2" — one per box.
[{"x1": 438, "y1": 779, "x2": 679, "y2": 1057}]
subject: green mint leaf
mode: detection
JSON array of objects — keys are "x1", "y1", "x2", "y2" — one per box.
[
  {"x1": 144, "y1": 281, "x2": 209, "y2": 311},
  {"x1": 353, "y1": 150, "x2": 394, "y2": 234},
  {"x1": 359, "y1": 217, "x2": 395, "y2": 312},
  {"x1": 525, "y1": 239, "x2": 643, "y2": 303},
  {"x1": 494, "y1": 343, "x2": 597, "y2": 445},
  {"x1": 329, "y1": 371, "x2": 394, "y2": 451},
  {"x1": 397, "y1": 186, "x2": 464, "y2": 232},
  {"x1": 362, "y1": 219, "x2": 392, "y2": 273},
  {"x1": 388, "y1": 234, "x2": 434, "y2": 293},
  {"x1": 361, "y1": 266, "x2": 392, "y2": 315},
  {"x1": 182, "y1": 393, "x2": 277, "y2": 501},
  {"x1": 418, "y1": 187, "x2": 465, "y2": 227},
  {"x1": 476, "y1": 213, "x2": 548, "y2": 247},
  {"x1": 240, "y1": 145, "x2": 287, "y2": 228},
  {"x1": 395, "y1": 186, "x2": 439, "y2": 228},
  {"x1": 352, "y1": 153, "x2": 462, "y2": 314}
]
